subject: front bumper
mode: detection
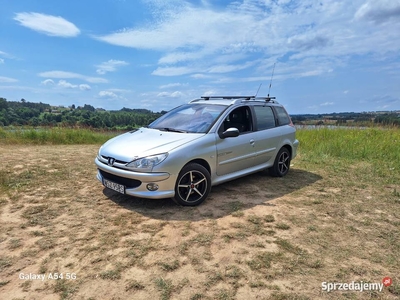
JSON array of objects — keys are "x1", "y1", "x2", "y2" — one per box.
[{"x1": 95, "y1": 157, "x2": 176, "y2": 199}]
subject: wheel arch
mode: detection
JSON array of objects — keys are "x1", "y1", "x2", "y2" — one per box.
[
  {"x1": 183, "y1": 158, "x2": 211, "y2": 175},
  {"x1": 280, "y1": 144, "x2": 293, "y2": 159}
]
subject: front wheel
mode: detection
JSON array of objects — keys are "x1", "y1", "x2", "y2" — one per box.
[
  {"x1": 173, "y1": 163, "x2": 211, "y2": 206},
  {"x1": 269, "y1": 147, "x2": 291, "y2": 177}
]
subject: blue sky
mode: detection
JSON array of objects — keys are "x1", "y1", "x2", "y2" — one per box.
[{"x1": 0, "y1": 0, "x2": 399, "y2": 114}]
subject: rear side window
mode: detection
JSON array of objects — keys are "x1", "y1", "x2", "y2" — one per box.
[
  {"x1": 254, "y1": 106, "x2": 275, "y2": 130},
  {"x1": 274, "y1": 106, "x2": 290, "y2": 126}
]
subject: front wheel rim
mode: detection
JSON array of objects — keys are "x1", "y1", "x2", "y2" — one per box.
[
  {"x1": 278, "y1": 152, "x2": 290, "y2": 174},
  {"x1": 177, "y1": 170, "x2": 208, "y2": 203}
]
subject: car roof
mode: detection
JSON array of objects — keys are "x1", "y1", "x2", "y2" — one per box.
[{"x1": 189, "y1": 96, "x2": 281, "y2": 106}]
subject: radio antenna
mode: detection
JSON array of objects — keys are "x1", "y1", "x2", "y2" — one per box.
[
  {"x1": 255, "y1": 83, "x2": 262, "y2": 97},
  {"x1": 267, "y1": 63, "x2": 276, "y2": 98}
]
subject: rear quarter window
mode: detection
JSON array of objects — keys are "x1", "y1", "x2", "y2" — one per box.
[
  {"x1": 253, "y1": 106, "x2": 276, "y2": 130},
  {"x1": 274, "y1": 106, "x2": 290, "y2": 126}
]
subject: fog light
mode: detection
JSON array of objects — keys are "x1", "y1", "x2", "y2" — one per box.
[{"x1": 146, "y1": 183, "x2": 159, "y2": 191}]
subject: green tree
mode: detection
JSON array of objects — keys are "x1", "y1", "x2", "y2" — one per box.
[
  {"x1": 0, "y1": 98, "x2": 8, "y2": 110},
  {"x1": 83, "y1": 104, "x2": 95, "y2": 111}
]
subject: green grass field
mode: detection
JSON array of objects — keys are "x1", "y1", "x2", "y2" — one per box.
[
  {"x1": 0, "y1": 126, "x2": 399, "y2": 299},
  {"x1": 0, "y1": 127, "x2": 113, "y2": 145},
  {"x1": 297, "y1": 127, "x2": 400, "y2": 183}
]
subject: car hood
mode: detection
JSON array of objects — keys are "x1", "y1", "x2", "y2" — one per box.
[{"x1": 99, "y1": 127, "x2": 203, "y2": 162}]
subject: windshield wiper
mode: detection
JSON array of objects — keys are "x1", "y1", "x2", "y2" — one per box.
[{"x1": 156, "y1": 127, "x2": 188, "y2": 133}]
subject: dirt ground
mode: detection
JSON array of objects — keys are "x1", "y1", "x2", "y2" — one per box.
[{"x1": 0, "y1": 145, "x2": 399, "y2": 300}]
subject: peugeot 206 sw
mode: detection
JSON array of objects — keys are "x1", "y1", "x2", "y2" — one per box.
[{"x1": 95, "y1": 96, "x2": 299, "y2": 206}]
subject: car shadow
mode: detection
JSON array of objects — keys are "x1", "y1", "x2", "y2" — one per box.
[{"x1": 103, "y1": 168, "x2": 322, "y2": 221}]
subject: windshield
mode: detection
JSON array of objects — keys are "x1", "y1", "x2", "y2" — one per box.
[{"x1": 148, "y1": 104, "x2": 227, "y2": 133}]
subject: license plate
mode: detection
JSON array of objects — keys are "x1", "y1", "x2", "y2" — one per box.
[{"x1": 103, "y1": 178, "x2": 125, "y2": 194}]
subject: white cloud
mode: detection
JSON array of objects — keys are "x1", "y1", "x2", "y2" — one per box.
[
  {"x1": 190, "y1": 74, "x2": 213, "y2": 79},
  {"x1": 58, "y1": 80, "x2": 77, "y2": 89},
  {"x1": 96, "y1": 59, "x2": 129, "y2": 75},
  {"x1": 157, "y1": 91, "x2": 184, "y2": 98},
  {"x1": 157, "y1": 92, "x2": 170, "y2": 97},
  {"x1": 94, "y1": 4, "x2": 256, "y2": 51},
  {"x1": 41, "y1": 79, "x2": 55, "y2": 86},
  {"x1": 99, "y1": 91, "x2": 118, "y2": 99},
  {"x1": 152, "y1": 66, "x2": 193, "y2": 76},
  {"x1": 38, "y1": 71, "x2": 108, "y2": 83},
  {"x1": 0, "y1": 76, "x2": 18, "y2": 83},
  {"x1": 14, "y1": 12, "x2": 80, "y2": 37},
  {"x1": 159, "y1": 83, "x2": 185, "y2": 89},
  {"x1": 53, "y1": 80, "x2": 91, "y2": 91},
  {"x1": 0, "y1": 50, "x2": 16, "y2": 60},
  {"x1": 355, "y1": 0, "x2": 400, "y2": 23},
  {"x1": 321, "y1": 102, "x2": 334, "y2": 106},
  {"x1": 93, "y1": 0, "x2": 400, "y2": 80},
  {"x1": 207, "y1": 61, "x2": 257, "y2": 74},
  {"x1": 202, "y1": 89, "x2": 218, "y2": 96},
  {"x1": 171, "y1": 91, "x2": 184, "y2": 97},
  {"x1": 39, "y1": 78, "x2": 91, "y2": 92},
  {"x1": 158, "y1": 50, "x2": 210, "y2": 64},
  {"x1": 79, "y1": 84, "x2": 91, "y2": 91},
  {"x1": 300, "y1": 70, "x2": 328, "y2": 77}
]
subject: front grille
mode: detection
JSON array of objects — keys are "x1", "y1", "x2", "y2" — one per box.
[
  {"x1": 101, "y1": 156, "x2": 128, "y2": 164},
  {"x1": 99, "y1": 170, "x2": 141, "y2": 188}
]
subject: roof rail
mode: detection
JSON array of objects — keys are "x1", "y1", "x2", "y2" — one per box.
[
  {"x1": 200, "y1": 96, "x2": 277, "y2": 102},
  {"x1": 201, "y1": 96, "x2": 254, "y2": 100}
]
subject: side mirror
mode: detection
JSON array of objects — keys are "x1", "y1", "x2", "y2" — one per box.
[{"x1": 221, "y1": 127, "x2": 240, "y2": 138}]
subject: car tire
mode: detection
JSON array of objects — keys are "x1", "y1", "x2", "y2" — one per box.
[
  {"x1": 173, "y1": 163, "x2": 211, "y2": 206},
  {"x1": 269, "y1": 147, "x2": 291, "y2": 177}
]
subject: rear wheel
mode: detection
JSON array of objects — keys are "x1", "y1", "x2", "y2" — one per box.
[
  {"x1": 173, "y1": 163, "x2": 211, "y2": 206},
  {"x1": 269, "y1": 147, "x2": 291, "y2": 177}
]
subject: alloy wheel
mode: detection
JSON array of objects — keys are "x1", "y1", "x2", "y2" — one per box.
[{"x1": 177, "y1": 170, "x2": 208, "y2": 203}]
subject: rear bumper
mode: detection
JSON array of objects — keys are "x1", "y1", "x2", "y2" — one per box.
[{"x1": 292, "y1": 139, "x2": 299, "y2": 159}]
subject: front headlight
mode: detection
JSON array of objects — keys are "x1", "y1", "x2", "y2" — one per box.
[{"x1": 126, "y1": 153, "x2": 168, "y2": 172}]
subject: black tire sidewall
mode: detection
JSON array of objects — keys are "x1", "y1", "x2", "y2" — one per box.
[{"x1": 270, "y1": 147, "x2": 291, "y2": 177}]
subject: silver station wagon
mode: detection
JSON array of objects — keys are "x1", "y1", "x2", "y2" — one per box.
[{"x1": 95, "y1": 96, "x2": 299, "y2": 206}]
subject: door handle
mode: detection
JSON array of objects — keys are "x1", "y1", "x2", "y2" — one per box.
[{"x1": 250, "y1": 139, "x2": 255, "y2": 146}]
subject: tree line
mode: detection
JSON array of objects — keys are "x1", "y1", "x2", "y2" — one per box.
[
  {"x1": 1, "y1": 97, "x2": 399, "y2": 129},
  {"x1": 374, "y1": 114, "x2": 400, "y2": 126},
  {"x1": 0, "y1": 98, "x2": 165, "y2": 130},
  {"x1": 291, "y1": 111, "x2": 400, "y2": 126}
]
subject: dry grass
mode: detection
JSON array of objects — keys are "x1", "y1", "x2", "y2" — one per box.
[{"x1": 0, "y1": 141, "x2": 399, "y2": 299}]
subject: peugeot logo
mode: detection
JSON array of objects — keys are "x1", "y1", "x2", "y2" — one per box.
[{"x1": 108, "y1": 157, "x2": 116, "y2": 166}]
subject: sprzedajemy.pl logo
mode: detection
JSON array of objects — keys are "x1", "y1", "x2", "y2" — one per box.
[{"x1": 322, "y1": 277, "x2": 393, "y2": 293}]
